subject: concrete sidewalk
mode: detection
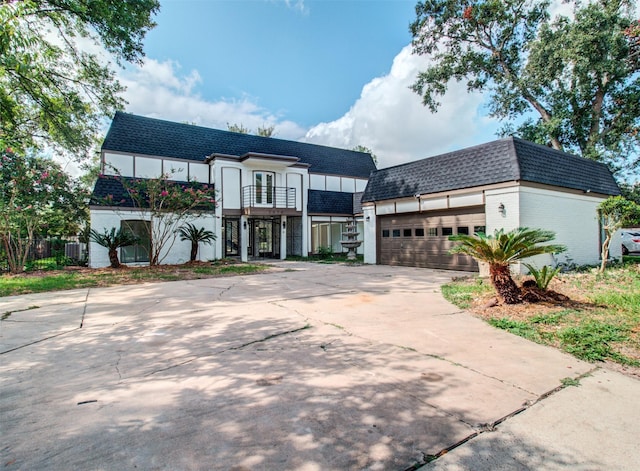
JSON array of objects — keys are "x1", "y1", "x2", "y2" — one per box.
[{"x1": 1, "y1": 261, "x2": 639, "y2": 470}]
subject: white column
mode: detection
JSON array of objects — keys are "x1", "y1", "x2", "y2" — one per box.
[
  {"x1": 363, "y1": 205, "x2": 377, "y2": 264},
  {"x1": 280, "y1": 216, "x2": 287, "y2": 260},
  {"x1": 240, "y1": 215, "x2": 248, "y2": 262},
  {"x1": 213, "y1": 214, "x2": 223, "y2": 260}
]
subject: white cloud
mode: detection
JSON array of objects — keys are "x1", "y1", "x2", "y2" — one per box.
[
  {"x1": 283, "y1": 0, "x2": 308, "y2": 14},
  {"x1": 269, "y1": 0, "x2": 308, "y2": 14},
  {"x1": 303, "y1": 45, "x2": 500, "y2": 169},
  {"x1": 119, "y1": 59, "x2": 307, "y2": 139}
]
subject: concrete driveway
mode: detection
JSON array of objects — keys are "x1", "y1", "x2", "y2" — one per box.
[{"x1": 1, "y1": 262, "x2": 638, "y2": 470}]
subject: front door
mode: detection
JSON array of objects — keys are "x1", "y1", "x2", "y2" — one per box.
[{"x1": 249, "y1": 218, "x2": 280, "y2": 258}]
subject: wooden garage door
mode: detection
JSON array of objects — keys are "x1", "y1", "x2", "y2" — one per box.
[{"x1": 378, "y1": 207, "x2": 485, "y2": 271}]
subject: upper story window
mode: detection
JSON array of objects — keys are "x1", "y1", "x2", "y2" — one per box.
[
  {"x1": 103, "y1": 153, "x2": 211, "y2": 183},
  {"x1": 254, "y1": 171, "x2": 274, "y2": 205}
]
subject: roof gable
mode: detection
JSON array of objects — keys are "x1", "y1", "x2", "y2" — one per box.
[
  {"x1": 102, "y1": 112, "x2": 376, "y2": 178},
  {"x1": 361, "y1": 137, "x2": 620, "y2": 202}
]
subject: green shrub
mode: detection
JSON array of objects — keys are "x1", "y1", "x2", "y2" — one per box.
[
  {"x1": 317, "y1": 246, "x2": 333, "y2": 259},
  {"x1": 524, "y1": 263, "x2": 561, "y2": 290}
]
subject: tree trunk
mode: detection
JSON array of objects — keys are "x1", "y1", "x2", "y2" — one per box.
[
  {"x1": 599, "y1": 231, "x2": 612, "y2": 274},
  {"x1": 490, "y1": 263, "x2": 522, "y2": 304},
  {"x1": 190, "y1": 241, "x2": 198, "y2": 262},
  {"x1": 108, "y1": 248, "x2": 121, "y2": 268}
]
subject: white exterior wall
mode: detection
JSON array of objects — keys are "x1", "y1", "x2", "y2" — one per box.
[
  {"x1": 89, "y1": 208, "x2": 216, "y2": 268},
  {"x1": 485, "y1": 187, "x2": 521, "y2": 234},
  {"x1": 363, "y1": 205, "x2": 377, "y2": 264},
  {"x1": 519, "y1": 186, "x2": 612, "y2": 267},
  {"x1": 486, "y1": 185, "x2": 611, "y2": 272},
  {"x1": 99, "y1": 148, "x2": 364, "y2": 264}
]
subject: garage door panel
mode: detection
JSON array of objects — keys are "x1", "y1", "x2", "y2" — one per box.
[{"x1": 378, "y1": 208, "x2": 485, "y2": 271}]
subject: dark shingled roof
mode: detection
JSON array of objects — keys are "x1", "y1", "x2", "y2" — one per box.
[
  {"x1": 91, "y1": 175, "x2": 135, "y2": 207},
  {"x1": 361, "y1": 137, "x2": 620, "y2": 202},
  {"x1": 102, "y1": 112, "x2": 376, "y2": 178},
  {"x1": 308, "y1": 190, "x2": 354, "y2": 215},
  {"x1": 90, "y1": 175, "x2": 214, "y2": 208}
]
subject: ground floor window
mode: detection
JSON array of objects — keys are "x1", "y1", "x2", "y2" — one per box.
[
  {"x1": 120, "y1": 220, "x2": 150, "y2": 263},
  {"x1": 222, "y1": 218, "x2": 240, "y2": 256},
  {"x1": 310, "y1": 217, "x2": 363, "y2": 255},
  {"x1": 286, "y1": 217, "x2": 303, "y2": 256}
]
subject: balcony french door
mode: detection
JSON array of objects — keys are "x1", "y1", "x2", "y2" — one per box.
[{"x1": 254, "y1": 171, "x2": 274, "y2": 206}]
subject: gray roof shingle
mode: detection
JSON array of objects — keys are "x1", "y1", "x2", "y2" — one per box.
[
  {"x1": 103, "y1": 112, "x2": 376, "y2": 178},
  {"x1": 90, "y1": 175, "x2": 214, "y2": 209},
  {"x1": 361, "y1": 137, "x2": 620, "y2": 202},
  {"x1": 308, "y1": 190, "x2": 354, "y2": 215}
]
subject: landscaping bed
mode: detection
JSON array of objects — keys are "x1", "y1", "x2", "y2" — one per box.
[{"x1": 442, "y1": 263, "x2": 640, "y2": 378}]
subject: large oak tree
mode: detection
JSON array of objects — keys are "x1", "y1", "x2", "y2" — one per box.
[
  {"x1": 411, "y1": 0, "x2": 640, "y2": 175},
  {"x1": 0, "y1": 0, "x2": 159, "y2": 156}
]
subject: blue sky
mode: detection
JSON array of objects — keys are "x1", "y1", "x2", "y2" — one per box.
[
  {"x1": 143, "y1": 0, "x2": 417, "y2": 127},
  {"x1": 115, "y1": 0, "x2": 505, "y2": 169}
]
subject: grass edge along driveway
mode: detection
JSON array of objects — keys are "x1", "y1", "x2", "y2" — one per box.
[{"x1": 442, "y1": 263, "x2": 640, "y2": 370}]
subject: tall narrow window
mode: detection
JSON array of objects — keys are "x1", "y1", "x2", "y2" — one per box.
[
  {"x1": 255, "y1": 172, "x2": 263, "y2": 204},
  {"x1": 120, "y1": 220, "x2": 150, "y2": 263},
  {"x1": 254, "y1": 171, "x2": 275, "y2": 206},
  {"x1": 266, "y1": 173, "x2": 273, "y2": 204}
]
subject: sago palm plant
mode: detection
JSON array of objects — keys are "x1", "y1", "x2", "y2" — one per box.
[
  {"x1": 89, "y1": 227, "x2": 139, "y2": 268},
  {"x1": 178, "y1": 223, "x2": 216, "y2": 262},
  {"x1": 449, "y1": 228, "x2": 566, "y2": 304}
]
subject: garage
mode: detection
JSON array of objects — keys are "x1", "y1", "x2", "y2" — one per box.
[
  {"x1": 362, "y1": 137, "x2": 621, "y2": 271},
  {"x1": 378, "y1": 207, "x2": 485, "y2": 271}
]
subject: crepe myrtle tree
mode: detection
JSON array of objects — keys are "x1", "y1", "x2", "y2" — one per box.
[
  {"x1": 96, "y1": 171, "x2": 217, "y2": 266},
  {"x1": 0, "y1": 146, "x2": 88, "y2": 273},
  {"x1": 598, "y1": 196, "x2": 640, "y2": 273},
  {"x1": 449, "y1": 227, "x2": 566, "y2": 304}
]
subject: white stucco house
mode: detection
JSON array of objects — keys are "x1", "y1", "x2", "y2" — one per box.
[
  {"x1": 89, "y1": 112, "x2": 376, "y2": 268},
  {"x1": 360, "y1": 137, "x2": 621, "y2": 272}
]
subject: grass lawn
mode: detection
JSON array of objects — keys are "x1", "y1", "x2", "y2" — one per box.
[
  {"x1": 0, "y1": 261, "x2": 268, "y2": 297},
  {"x1": 442, "y1": 262, "x2": 640, "y2": 373}
]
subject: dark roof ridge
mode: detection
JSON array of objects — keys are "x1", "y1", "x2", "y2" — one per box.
[
  {"x1": 376, "y1": 136, "x2": 518, "y2": 171},
  {"x1": 362, "y1": 136, "x2": 619, "y2": 203},
  {"x1": 509, "y1": 135, "x2": 603, "y2": 165},
  {"x1": 110, "y1": 111, "x2": 371, "y2": 158},
  {"x1": 104, "y1": 112, "x2": 377, "y2": 178}
]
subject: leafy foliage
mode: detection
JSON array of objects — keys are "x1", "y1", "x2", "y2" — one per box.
[
  {"x1": 227, "y1": 122, "x2": 250, "y2": 134},
  {"x1": 89, "y1": 226, "x2": 139, "y2": 268},
  {"x1": 226, "y1": 122, "x2": 276, "y2": 137},
  {"x1": 0, "y1": 147, "x2": 87, "y2": 273},
  {"x1": 352, "y1": 145, "x2": 378, "y2": 166},
  {"x1": 411, "y1": 0, "x2": 640, "y2": 174},
  {"x1": 449, "y1": 227, "x2": 566, "y2": 303},
  {"x1": 178, "y1": 222, "x2": 216, "y2": 262},
  {"x1": 97, "y1": 172, "x2": 217, "y2": 266},
  {"x1": 598, "y1": 196, "x2": 640, "y2": 272},
  {"x1": 0, "y1": 0, "x2": 159, "y2": 155},
  {"x1": 523, "y1": 263, "x2": 562, "y2": 290}
]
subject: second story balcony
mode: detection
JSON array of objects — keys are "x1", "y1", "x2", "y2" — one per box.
[{"x1": 242, "y1": 186, "x2": 299, "y2": 215}]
